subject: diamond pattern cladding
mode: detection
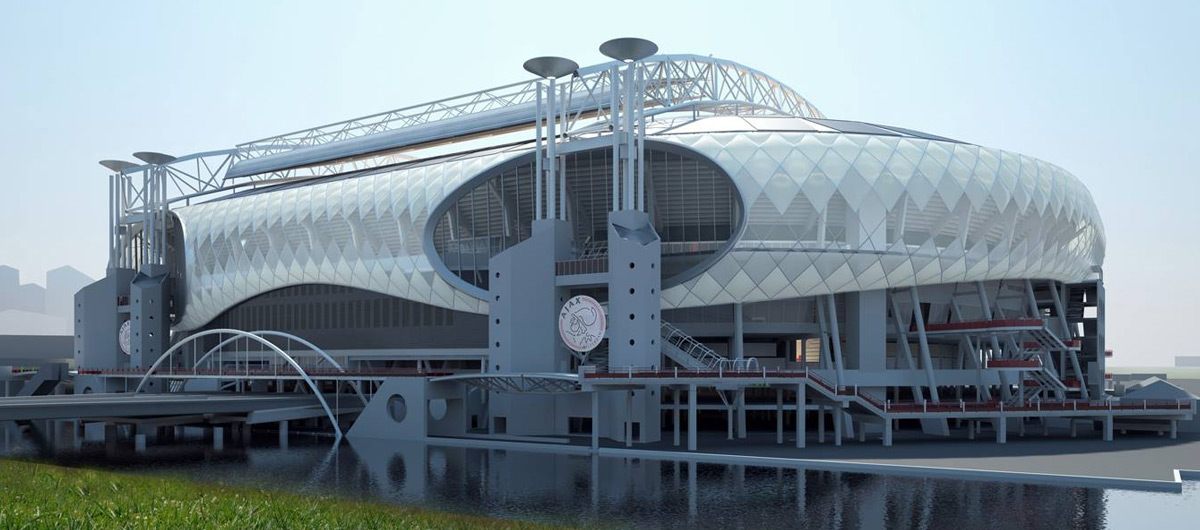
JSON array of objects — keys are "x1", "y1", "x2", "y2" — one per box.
[
  {"x1": 171, "y1": 152, "x2": 520, "y2": 330},
  {"x1": 657, "y1": 132, "x2": 1104, "y2": 309}
]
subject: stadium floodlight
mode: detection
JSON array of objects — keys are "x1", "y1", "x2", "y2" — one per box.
[
  {"x1": 133, "y1": 151, "x2": 177, "y2": 165},
  {"x1": 599, "y1": 38, "x2": 658, "y2": 63},
  {"x1": 522, "y1": 56, "x2": 579, "y2": 79},
  {"x1": 99, "y1": 160, "x2": 140, "y2": 173}
]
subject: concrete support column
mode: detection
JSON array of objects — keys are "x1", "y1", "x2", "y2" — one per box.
[
  {"x1": 726, "y1": 398, "x2": 734, "y2": 440},
  {"x1": 591, "y1": 390, "x2": 600, "y2": 451},
  {"x1": 687, "y1": 384, "x2": 697, "y2": 451},
  {"x1": 1070, "y1": 420, "x2": 1078, "y2": 438},
  {"x1": 1170, "y1": 420, "x2": 1178, "y2": 440},
  {"x1": 844, "y1": 290, "x2": 887, "y2": 372},
  {"x1": 1103, "y1": 416, "x2": 1113, "y2": 442},
  {"x1": 625, "y1": 391, "x2": 633, "y2": 447},
  {"x1": 995, "y1": 418, "x2": 1007, "y2": 444},
  {"x1": 968, "y1": 421, "x2": 976, "y2": 440},
  {"x1": 776, "y1": 388, "x2": 784, "y2": 445},
  {"x1": 135, "y1": 433, "x2": 146, "y2": 452},
  {"x1": 213, "y1": 426, "x2": 224, "y2": 450},
  {"x1": 737, "y1": 389, "x2": 747, "y2": 439},
  {"x1": 673, "y1": 389, "x2": 681, "y2": 447},
  {"x1": 796, "y1": 383, "x2": 806, "y2": 449},
  {"x1": 279, "y1": 420, "x2": 289, "y2": 448},
  {"x1": 817, "y1": 405, "x2": 826, "y2": 443},
  {"x1": 833, "y1": 409, "x2": 843, "y2": 446},
  {"x1": 1043, "y1": 418, "x2": 1050, "y2": 437},
  {"x1": 883, "y1": 420, "x2": 893, "y2": 447}
]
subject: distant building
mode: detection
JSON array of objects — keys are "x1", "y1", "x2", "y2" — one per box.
[
  {"x1": 0, "y1": 265, "x2": 18, "y2": 310},
  {"x1": 1178, "y1": 356, "x2": 1200, "y2": 368},
  {"x1": 0, "y1": 265, "x2": 93, "y2": 336},
  {"x1": 12, "y1": 283, "x2": 45, "y2": 314}
]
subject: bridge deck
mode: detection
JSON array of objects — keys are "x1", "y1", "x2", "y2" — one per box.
[{"x1": 0, "y1": 393, "x2": 329, "y2": 422}]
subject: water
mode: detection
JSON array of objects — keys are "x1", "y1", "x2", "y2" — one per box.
[{"x1": 2, "y1": 424, "x2": 1197, "y2": 529}]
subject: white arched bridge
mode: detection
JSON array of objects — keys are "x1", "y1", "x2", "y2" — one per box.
[{"x1": 78, "y1": 329, "x2": 448, "y2": 439}]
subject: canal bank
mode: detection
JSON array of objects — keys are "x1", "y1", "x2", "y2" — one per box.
[{"x1": 0, "y1": 458, "x2": 559, "y2": 529}]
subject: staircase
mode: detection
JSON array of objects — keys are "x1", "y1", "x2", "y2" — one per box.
[
  {"x1": 804, "y1": 369, "x2": 890, "y2": 418},
  {"x1": 659, "y1": 321, "x2": 757, "y2": 371}
]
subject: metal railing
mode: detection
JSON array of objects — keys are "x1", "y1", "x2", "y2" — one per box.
[
  {"x1": 580, "y1": 364, "x2": 805, "y2": 379},
  {"x1": 660, "y1": 320, "x2": 746, "y2": 370},
  {"x1": 879, "y1": 398, "x2": 1194, "y2": 414}
]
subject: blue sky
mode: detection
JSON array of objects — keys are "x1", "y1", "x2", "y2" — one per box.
[{"x1": 1, "y1": 0, "x2": 1196, "y2": 366}]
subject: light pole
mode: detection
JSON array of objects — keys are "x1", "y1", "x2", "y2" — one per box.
[
  {"x1": 599, "y1": 38, "x2": 657, "y2": 212},
  {"x1": 523, "y1": 56, "x2": 578, "y2": 221}
]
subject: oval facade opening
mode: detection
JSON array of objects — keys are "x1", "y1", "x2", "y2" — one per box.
[{"x1": 429, "y1": 142, "x2": 742, "y2": 294}]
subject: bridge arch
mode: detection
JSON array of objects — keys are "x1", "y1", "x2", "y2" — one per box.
[
  {"x1": 188, "y1": 330, "x2": 367, "y2": 406},
  {"x1": 134, "y1": 328, "x2": 345, "y2": 438}
]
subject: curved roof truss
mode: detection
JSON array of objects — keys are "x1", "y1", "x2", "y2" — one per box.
[{"x1": 226, "y1": 54, "x2": 823, "y2": 179}]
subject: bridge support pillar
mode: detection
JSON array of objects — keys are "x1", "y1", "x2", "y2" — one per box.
[
  {"x1": 104, "y1": 423, "x2": 118, "y2": 446},
  {"x1": 795, "y1": 383, "x2": 806, "y2": 449},
  {"x1": 776, "y1": 388, "x2": 783, "y2": 444},
  {"x1": 883, "y1": 420, "x2": 893, "y2": 447},
  {"x1": 968, "y1": 421, "x2": 976, "y2": 440},
  {"x1": 1070, "y1": 420, "x2": 1078, "y2": 438},
  {"x1": 995, "y1": 418, "x2": 1007, "y2": 444},
  {"x1": 857, "y1": 421, "x2": 866, "y2": 442},
  {"x1": 726, "y1": 398, "x2": 734, "y2": 440},
  {"x1": 687, "y1": 384, "x2": 697, "y2": 451},
  {"x1": 279, "y1": 421, "x2": 289, "y2": 448},
  {"x1": 213, "y1": 426, "x2": 224, "y2": 450},
  {"x1": 135, "y1": 433, "x2": 146, "y2": 452},
  {"x1": 1103, "y1": 416, "x2": 1113, "y2": 442},
  {"x1": 1170, "y1": 420, "x2": 1178, "y2": 440}
]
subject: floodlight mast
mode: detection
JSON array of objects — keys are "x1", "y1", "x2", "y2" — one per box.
[
  {"x1": 523, "y1": 56, "x2": 578, "y2": 221},
  {"x1": 99, "y1": 160, "x2": 139, "y2": 270},
  {"x1": 102, "y1": 152, "x2": 177, "y2": 272},
  {"x1": 600, "y1": 38, "x2": 658, "y2": 213}
]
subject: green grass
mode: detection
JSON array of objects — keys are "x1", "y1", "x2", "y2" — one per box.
[{"x1": 0, "y1": 459, "x2": 563, "y2": 529}]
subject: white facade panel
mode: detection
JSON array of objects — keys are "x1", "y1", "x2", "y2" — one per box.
[{"x1": 172, "y1": 126, "x2": 1104, "y2": 330}]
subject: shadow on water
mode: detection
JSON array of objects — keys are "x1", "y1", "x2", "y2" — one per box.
[{"x1": 1, "y1": 421, "x2": 1197, "y2": 529}]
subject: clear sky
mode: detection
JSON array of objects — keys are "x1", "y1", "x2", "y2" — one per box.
[{"x1": 1, "y1": 0, "x2": 1196, "y2": 366}]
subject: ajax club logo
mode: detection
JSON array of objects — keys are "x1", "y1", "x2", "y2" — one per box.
[{"x1": 558, "y1": 295, "x2": 606, "y2": 352}]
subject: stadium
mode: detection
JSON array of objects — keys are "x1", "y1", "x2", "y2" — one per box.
[{"x1": 62, "y1": 38, "x2": 1192, "y2": 448}]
